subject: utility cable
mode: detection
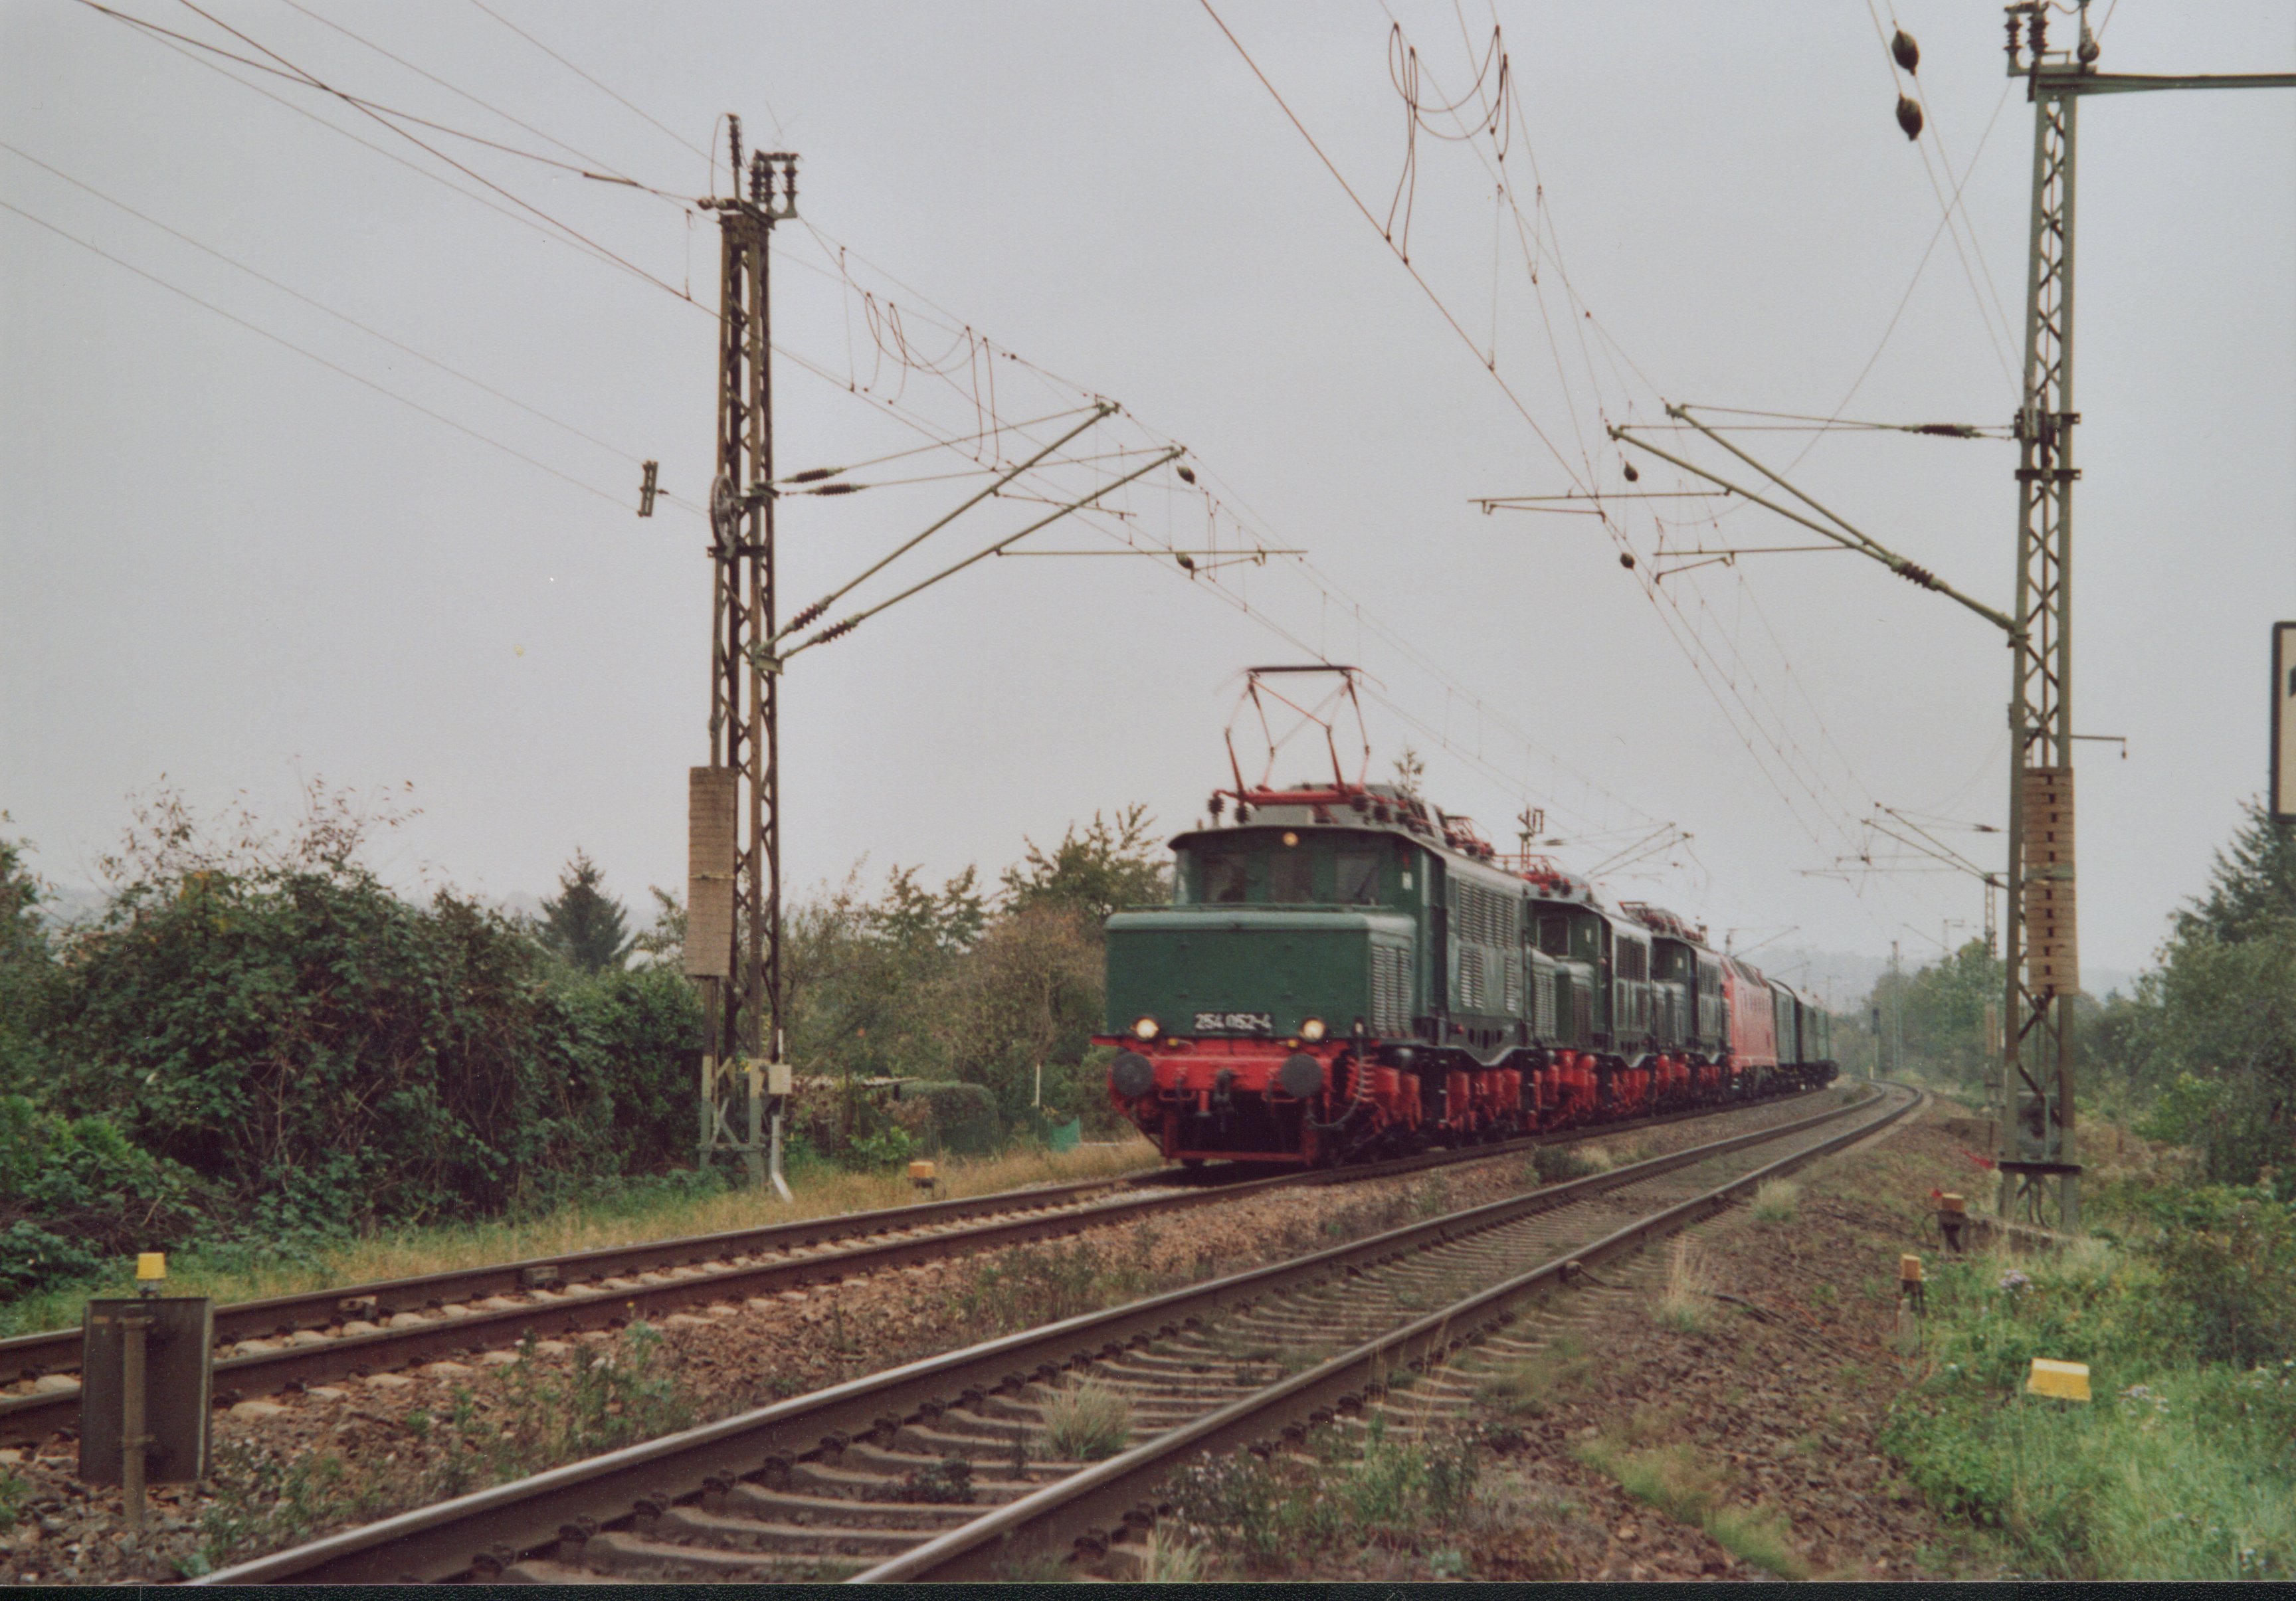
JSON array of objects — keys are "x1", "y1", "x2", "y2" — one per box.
[
  {"x1": 0, "y1": 140, "x2": 701, "y2": 516},
  {"x1": 161, "y1": 0, "x2": 690, "y2": 298},
  {"x1": 272, "y1": 0, "x2": 690, "y2": 213},
  {"x1": 1866, "y1": 0, "x2": 2019, "y2": 387},
  {"x1": 464, "y1": 0, "x2": 741, "y2": 155},
  {"x1": 0, "y1": 198, "x2": 638, "y2": 514},
  {"x1": 83, "y1": 0, "x2": 695, "y2": 294},
  {"x1": 75, "y1": 1, "x2": 692, "y2": 202}
]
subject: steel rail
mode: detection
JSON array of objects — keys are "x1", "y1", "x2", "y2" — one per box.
[
  {"x1": 0, "y1": 1082, "x2": 1828, "y2": 1434},
  {"x1": 0, "y1": 1172, "x2": 1153, "y2": 1387},
  {"x1": 858, "y1": 1082, "x2": 1918, "y2": 1580},
  {"x1": 190, "y1": 1083, "x2": 1885, "y2": 1585}
]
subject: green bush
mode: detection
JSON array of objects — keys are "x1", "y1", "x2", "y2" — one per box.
[
  {"x1": 0, "y1": 1222, "x2": 100, "y2": 1299},
  {"x1": 899, "y1": 1080, "x2": 1002, "y2": 1157},
  {"x1": 2129, "y1": 1184, "x2": 2296, "y2": 1368},
  {"x1": 0, "y1": 1095, "x2": 211, "y2": 1294},
  {"x1": 845, "y1": 1125, "x2": 917, "y2": 1174},
  {"x1": 39, "y1": 860, "x2": 699, "y2": 1234}
]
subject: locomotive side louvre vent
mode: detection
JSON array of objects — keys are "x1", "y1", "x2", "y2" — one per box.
[
  {"x1": 1534, "y1": 964, "x2": 1556, "y2": 1036},
  {"x1": 1504, "y1": 953, "x2": 1524, "y2": 1018},
  {"x1": 1370, "y1": 944, "x2": 1410, "y2": 1035}
]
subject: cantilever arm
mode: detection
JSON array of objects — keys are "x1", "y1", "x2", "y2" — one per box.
[
  {"x1": 1607, "y1": 417, "x2": 2016, "y2": 638},
  {"x1": 768, "y1": 446, "x2": 1185, "y2": 667},
  {"x1": 765, "y1": 402, "x2": 1117, "y2": 652}
]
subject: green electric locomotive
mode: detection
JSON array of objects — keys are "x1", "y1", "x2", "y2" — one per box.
[{"x1": 1096, "y1": 668, "x2": 1838, "y2": 1166}]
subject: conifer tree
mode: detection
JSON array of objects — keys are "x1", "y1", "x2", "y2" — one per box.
[{"x1": 540, "y1": 850, "x2": 632, "y2": 973}]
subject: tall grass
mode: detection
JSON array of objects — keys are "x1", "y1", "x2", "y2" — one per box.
[
  {"x1": 1042, "y1": 1380, "x2": 1135, "y2": 1461},
  {"x1": 1654, "y1": 1238, "x2": 1713, "y2": 1334},
  {"x1": 1137, "y1": 1530, "x2": 1210, "y2": 1581},
  {"x1": 1885, "y1": 1238, "x2": 2296, "y2": 1579},
  {"x1": 0, "y1": 1137, "x2": 1159, "y2": 1339},
  {"x1": 1749, "y1": 1178, "x2": 1800, "y2": 1223}
]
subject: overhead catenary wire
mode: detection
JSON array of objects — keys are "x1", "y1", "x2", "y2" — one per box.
[
  {"x1": 1866, "y1": 0, "x2": 2022, "y2": 381},
  {"x1": 1357, "y1": 10, "x2": 1900, "y2": 862},
  {"x1": 272, "y1": 0, "x2": 690, "y2": 212},
  {"x1": 154, "y1": 0, "x2": 694, "y2": 298},
  {"x1": 78, "y1": 0, "x2": 704, "y2": 294},
  {"x1": 74, "y1": 1, "x2": 694, "y2": 203},
  {"x1": 1767, "y1": 78, "x2": 2020, "y2": 484},
  {"x1": 1331, "y1": 5, "x2": 2010, "y2": 946},
  {"x1": 65, "y1": 0, "x2": 1708, "y2": 876},
  {"x1": 1322, "y1": 6, "x2": 1891, "y2": 886},
  {"x1": 0, "y1": 140, "x2": 704, "y2": 517},
  {"x1": 464, "y1": 0, "x2": 747, "y2": 157},
  {"x1": 447, "y1": 1, "x2": 1675, "y2": 844},
  {"x1": 0, "y1": 197, "x2": 643, "y2": 516}
]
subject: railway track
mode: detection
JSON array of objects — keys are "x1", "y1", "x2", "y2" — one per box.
[
  {"x1": 193, "y1": 1082, "x2": 1913, "y2": 1585},
  {"x1": 0, "y1": 1085, "x2": 1832, "y2": 1448}
]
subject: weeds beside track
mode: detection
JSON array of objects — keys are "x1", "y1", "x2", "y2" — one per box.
[
  {"x1": 0, "y1": 1087, "x2": 1832, "y2": 1448},
  {"x1": 190, "y1": 1084, "x2": 1910, "y2": 1584}
]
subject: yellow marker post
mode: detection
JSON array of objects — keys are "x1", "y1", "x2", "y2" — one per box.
[
  {"x1": 908, "y1": 1160, "x2": 937, "y2": 1192},
  {"x1": 2026, "y1": 1358, "x2": 2091, "y2": 1401},
  {"x1": 135, "y1": 1254, "x2": 166, "y2": 1284}
]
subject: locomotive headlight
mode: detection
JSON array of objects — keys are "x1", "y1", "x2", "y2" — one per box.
[
  {"x1": 1130, "y1": 1015, "x2": 1161, "y2": 1042},
  {"x1": 1299, "y1": 1017, "x2": 1327, "y2": 1043}
]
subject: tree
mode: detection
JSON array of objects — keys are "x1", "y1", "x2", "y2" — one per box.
[
  {"x1": 540, "y1": 850, "x2": 632, "y2": 973},
  {"x1": 1001, "y1": 806, "x2": 1169, "y2": 926},
  {"x1": 941, "y1": 902, "x2": 1103, "y2": 1125},
  {"x1": 0, "y1": 819, "x2": 57, "y2": 1098},
  {"x1": 1392, "y1": 747, "x2": 1426, "y2": 803},
  {"x1": 2087, "y1": 800, "x2": 2296, "y2": 1184},
  {"x1": 2175, "y1": 797, "x2": 2296, "y2": 946},
  {"x1": 1892, "y1": 939, "x2": 2004, "y2": 1086},
  {"x1": 628, "y1": 887, "x2": 688, "y2": 969}
]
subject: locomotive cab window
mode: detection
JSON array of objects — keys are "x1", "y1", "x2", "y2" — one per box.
[
  {"x1": 1268, "y1": 848, "x2": 1314, "y2": 904},
  {"x1": 1336, "y1": 850, "x2": 1381, "y2": 905},
  {"x1": 1537, "y1": 912, "x2": 1570, "y2": 957},
  {"x1": 1200, "y1": 852, "x2": 1249, "y2": 904}
]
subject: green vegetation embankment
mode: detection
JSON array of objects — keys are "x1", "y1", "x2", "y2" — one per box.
[{"x1": 0, "y1": 786, "x2": 1166, "y2": 1325}]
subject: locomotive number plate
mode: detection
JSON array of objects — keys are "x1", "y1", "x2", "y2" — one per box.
[{"x1": 1193, "y1": 1010, "x2": 1273, "y2": 1036}]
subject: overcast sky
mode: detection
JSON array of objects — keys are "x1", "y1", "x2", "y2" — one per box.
[{"x1": 3, "y1": 1, "x2": 2291, "y2": 983}]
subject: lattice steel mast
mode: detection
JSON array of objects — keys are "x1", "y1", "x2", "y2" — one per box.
[
  {"x1": 1995, "y1": 3, "x2": 2294, "y2": 1230},
  {"x1": 687, "y1": 119, "x2": 797, "y2": 1188}
]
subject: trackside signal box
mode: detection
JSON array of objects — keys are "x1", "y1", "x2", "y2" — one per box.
[{"x1": 78, "y1": 1295, "x2": 214, "y2": 1485}]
